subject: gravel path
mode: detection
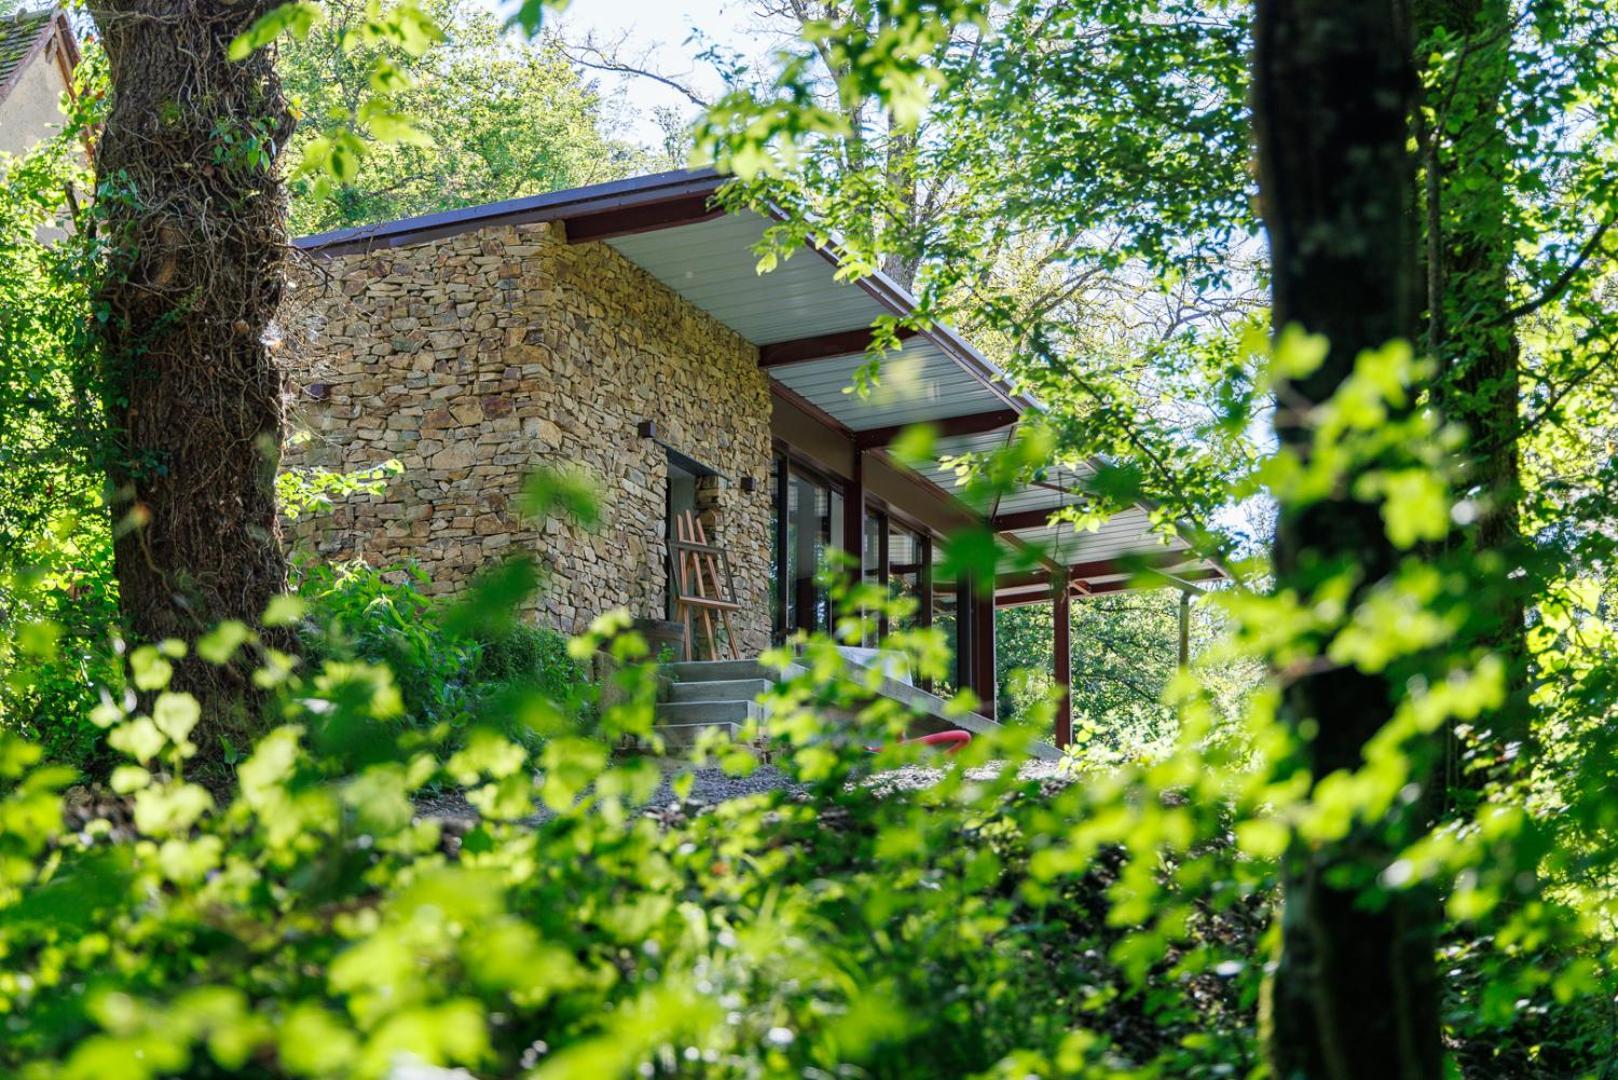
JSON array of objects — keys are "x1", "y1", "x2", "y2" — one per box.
[{"x1": 416, "y1": 758, "x2": 1075, "y2": 830}]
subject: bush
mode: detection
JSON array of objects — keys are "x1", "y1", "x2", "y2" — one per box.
[
  {"x1": 0, "y1": 565, "x2": 1610, "y2": 1078},
  {"x1": 0, "y1": 509, "x2": 122, "y2": 775},
  {"x1": 473, "y1": 622, "x2": 585, "y2": 700},
  {"x1": 295, "y1": 559, "x2": 591, "y2": 749},
  {"x1": 296, "y1": 560, "x2": 479, "y2": 733}
]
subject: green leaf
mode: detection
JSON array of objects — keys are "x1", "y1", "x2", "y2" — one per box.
[
  {"x1": 888, "y1": 423, "x2": 937, "y2": 466},
  {"x1": 228, "y1": 2, "x2": 322, "y2": 62},
  {"x1": 152, "y1": 692, "x2": 201, "y2": 746},
  {"x1": 109, "y1": 764, "x2": 152, "y2": 794},
  {"x1": 16, "y1": 619, "x2": 61, "y2": 659},
  {"x1": 109, "y1": 718, "x2": 166, "y2": 764},
  {"x1": 517, "y1": 466, "x2": 600, "y2": 526},
  {"x1": 358, "y1": 98, "x2": 434, "y2": 147},
  {"x1": 1235, "y1": 818, "x2": 1289, "y2": 860},
  {"x1": 507, "y1": 0, "x2": 561, "y2": 37},
  {"x1": 130, "y1": 645, "x2": 174, "y2": 692},
  {"x1": 197, "y1": 620, "x2": 253, "y2": 665},
  {"x1": 366, "y1": 57, "x2": 413, "y2": 95},
  {"x1": 262, "y1": 594, "x2": 307, "y2": 628},
  {"x1": 1272, "y1": 323, "x2": 1329, "y2": 378}
]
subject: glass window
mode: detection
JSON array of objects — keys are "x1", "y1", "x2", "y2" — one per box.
[
  {"x1": 931, "y1": 540, "x2": 959, "y2": 695},
  {"x1": 887, "y1": 518, "x2": 927, "y2": 633},
  {"x1": 773, "y1": 459, "x2": 843, "y2": 639}
]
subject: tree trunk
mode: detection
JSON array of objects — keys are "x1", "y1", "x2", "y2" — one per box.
[
  {"x1": 1252, "y1": 0, "x2": 1444, "y2": 1076},
  {"x1": 1415, "y1": 0, "x2": 1532, "y2": 779},
  {"x1": 94, "y1": 0, "x2": 295, "y2": 759}
]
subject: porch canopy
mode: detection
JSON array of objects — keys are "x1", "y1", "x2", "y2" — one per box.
[
  {"x1": 590, "y1": 172, "x2": 1218, "y2": 597},
  {"x1": 299, "y1": 169, "x2": 1224, "y2": 738}
]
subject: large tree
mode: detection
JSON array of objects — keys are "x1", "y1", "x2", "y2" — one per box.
[
  {"x1": 1252, "y1": 0, "x2": 1443, "y2": 1074},
  {"x1": 93, "y1": 0, "x2": 295, "y2": 754}
]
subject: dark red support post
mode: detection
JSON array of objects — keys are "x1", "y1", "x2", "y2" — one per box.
[
  {"x1": 972, "y1": 584, "x2": 997, "y2": 718},
  {"x1": 839, "y1": 451, "x2": 866, "y2": 632},
  {"x1": 1052, "y1": 574, "x2": 1072, "y2": 749}
]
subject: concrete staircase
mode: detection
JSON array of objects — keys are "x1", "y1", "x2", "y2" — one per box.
[{"x1": 651, "y1": 660, "x2": 787, "y2": 748}]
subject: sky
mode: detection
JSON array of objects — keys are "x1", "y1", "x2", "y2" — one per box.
[{"x1": 487, "y1": 0, "x2": 766, "y2": 148}]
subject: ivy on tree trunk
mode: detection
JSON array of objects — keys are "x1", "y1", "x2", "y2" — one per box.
[
  {"x1": 93, "y1": 0, "x2": 295, "y2": 760},
  {"x1": 1415, "y1": 0, "x2": 1533, "y2": 779},
  {"x1": 1252, "y1": 0, "x2": 1444, "y2": 1075}
]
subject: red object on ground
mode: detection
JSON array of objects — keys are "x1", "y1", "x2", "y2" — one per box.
[{"x1": 866, "y1": 729, "x2": 972, "y2": 755}]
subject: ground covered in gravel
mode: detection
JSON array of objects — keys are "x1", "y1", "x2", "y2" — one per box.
[{"x1": 413, "y1": 757, "x2": 1077, "y2": 828}]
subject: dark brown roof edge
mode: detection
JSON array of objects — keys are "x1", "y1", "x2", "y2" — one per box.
[{"x1": 293, "y1": 168, "x2": 725, "y2": 257}]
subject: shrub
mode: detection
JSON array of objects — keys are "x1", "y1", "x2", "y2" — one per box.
[
  {"x1": 296, "y1": 559, "x2": 479, "y2": 734},
  {"x1": 0, "y1": 510, "x2": 122, "y2": 775},
  {"x1": 0, "y1": 566, "x2": 1610, "y2": 1077},
  {"x1": 295, "y1": 559, "x2": 591, "y2": 749},
  {"x1": 473, "y1": 622, "x2": 585, "y2": 700}
]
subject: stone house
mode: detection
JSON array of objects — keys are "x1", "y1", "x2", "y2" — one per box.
[
  {"x1": 0, "y1": 8, "x2": 77, "y2": 161},
  {"x1": 285, "y1": 170, "x2": 1220, "y2": 740}
]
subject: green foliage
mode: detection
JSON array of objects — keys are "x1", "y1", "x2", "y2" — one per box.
[
  {"x1": 296, "y1": 560, "x2": 477, "y2": 732},
  {"x1": 472, "y1": 621, "x2": 585, "y2": 702},
  {"x1": 1, "y1": 417, "x2": 1608, "y2": 1074},
  {"x1": 276, "y1": 445, "x2": 404, "y2": 521},
  {"x1": 0, "y1": 511, "x2": 120, "y2": 772},
  {"x1": 0, "y1": 554, "x2": 1281, "y2": 1078},
  {"x1": 294, "y1": 557, "x2": 592, "y2": 751},
  {"x1": 0, "y1": 49, "x2": 121, "y2": 774},
  {"x1": 996, "y1": 589, "x2": 1263, "y2": 763},
  {"x1": 295, "y1": 559, "x2": 591, "y2": 751},
  {"x1": 274, "y1": 0, "x2": 649, "y2": 233}
]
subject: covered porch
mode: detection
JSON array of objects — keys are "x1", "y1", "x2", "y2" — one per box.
[{"x1": 589, "y1": 171, "x2": 1224, "y2": 748}]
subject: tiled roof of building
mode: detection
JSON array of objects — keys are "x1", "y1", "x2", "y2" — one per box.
[{"x1": 0, "y1": 8, "x2": 66, "y2": 107}]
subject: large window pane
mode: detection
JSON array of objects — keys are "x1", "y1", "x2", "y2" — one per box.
[
  {"x1": 888, "y1": 518, "x2": 926, "y2": 632},
  {"x1": 774, "y1": 462, "x2": 843, "y2": 638},
  {"x1": 931, "y1": 540, "x2": 959, "y2": 695}
]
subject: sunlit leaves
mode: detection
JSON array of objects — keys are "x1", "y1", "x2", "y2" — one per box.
[
  {"x1": 230, "y1": 0, "x2": 451, "y2": 194},
  {"x1": 516, "y1": 466, "x2": 601, "y2": 528},
  {"x1": 196, "y1": 620, "x2": 253, "y2": 665},
  {"x1": 277, "y1": 457, "x2": 403, "y2": 522},
  {"x1": 263, "y1": 593, "x2": 308, "y2": 628},
  {"x1": 107, "y1": 717, "x2": 165, "y2": 764},
  {"x1": 1355, "y1": 468, "x2": 1451, "y2": 549},
  {"x1": 355, "y1": 99, "x2": 433, "y2": 148},
  {"x1": 695, "y1": 0, "x2": 990, "y2": 177},
  {"x1": 227, "y1": 2, "x2": 323, "y2": 62},
  {"x1": 128, "y1": 644, "x2": 173, "y2": 692},
  {"x1": 131, "y1": 781, "x2": 214, "y2": 836}
]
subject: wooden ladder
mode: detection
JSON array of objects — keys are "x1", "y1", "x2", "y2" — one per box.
[{"x1": 672, "y1": 510, "x2": 742, "y2": 661}]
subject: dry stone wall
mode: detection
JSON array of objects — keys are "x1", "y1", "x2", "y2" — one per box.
[{"x1": 282, "y1": 221, "x2": 775, "y2": 655}]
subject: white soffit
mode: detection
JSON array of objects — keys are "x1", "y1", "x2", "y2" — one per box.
[
  {"x1": 607, "y1": 199, "x2": 1207, "y2": 584},
  {"x1": 607, "y1": 210, "x2": 888, "y2": 344}
]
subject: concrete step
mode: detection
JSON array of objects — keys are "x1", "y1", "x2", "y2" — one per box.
[
  {"x1": 670, "y1": 678, "x2": 772, "y2": 703},
  {"x1": 663, "y1": 659, "x2": 772, "y2": 682},
  {"x1": 655, "y1": 699, "x2": 766, "y2": 727}
]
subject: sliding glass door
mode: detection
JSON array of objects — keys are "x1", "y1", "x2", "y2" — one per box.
[{"x1": 770, "y1": 454, "x2": 843, "y2": 640}]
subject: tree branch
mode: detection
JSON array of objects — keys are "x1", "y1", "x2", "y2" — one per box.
[
  {"x1": 1500, "y1": 216, "x2": 1615, "y2": 324},
  {"x1": 560, "y1": 31, "x2": 712, "y2": 109}
]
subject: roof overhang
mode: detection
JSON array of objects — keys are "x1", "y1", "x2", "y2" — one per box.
[{"x1": 295, "y1": 169, "x2": 1222, "y2": 595}]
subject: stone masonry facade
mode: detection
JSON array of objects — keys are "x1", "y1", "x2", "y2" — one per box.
[{"x1": 281, "y1": 221, "x2": 774, "y2": 655}]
